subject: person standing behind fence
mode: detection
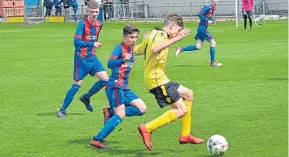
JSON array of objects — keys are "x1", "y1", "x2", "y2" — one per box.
[
  {"x1": 62, "y1": 0, "x2": 71, "y2": 21},
  {"x1": 44, "y1": 0, "x2": 54, "y2": 16},
  {"x1": 54, "y1": 0, "x2": 62, "y2": 15},
  {"x1": 69, "y1": 0, "x2": 78, "y2": 22},
  {"x1": 103, "y1": 0, "x2": 113, "y2": 21},
  {"x1": 242, "y1": 0, "x2": 254, "y2": 30}
]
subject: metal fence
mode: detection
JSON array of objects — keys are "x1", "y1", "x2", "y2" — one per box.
[{"x1": 0, "y1": 1, "x2": 287, "y2": 24}]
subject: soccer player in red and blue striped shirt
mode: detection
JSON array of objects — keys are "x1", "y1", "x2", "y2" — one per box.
[
  {"x1": 175, "y1": 0, "x2": 223, "y2": 67},
  {"x1": 90, "y1": 24, "x2": 148, "y2": 148},
  {"x1": 57, "y1": 1, "x2": 109, "y2": 118}
]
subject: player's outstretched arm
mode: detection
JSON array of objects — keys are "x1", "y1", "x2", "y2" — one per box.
[
  {"x1": 134, "y1": 31, "x2": 150, "y2": 56},
  {"x1": 74, "y1": 22, "x2": 94, "y2": 48},
  {"x1": 152, "y1": 28, "x2": 191, "y2": 53}
]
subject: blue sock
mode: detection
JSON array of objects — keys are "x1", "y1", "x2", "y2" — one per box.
[
  {"x1": 94, "y1": 114, "x2": 123, "y2": 141},
  {"x1": 182, "y1": 45, "x2": 198, "y2": 52},
  {"x1": 210, "y1": 46, "x2": 216, "y2": 63},
  {"x1": 60, "y1": 84, "x2": 81, "y2": 111},
  {"x1": 109, "y1": 108, "x2": 115, "y2": 115},
  {"x1": 125, "y1": 106, "x2": 143, "y2": 117},
  {"x1": 84, "y1": 80, "x2": 107, "y2": 99}
]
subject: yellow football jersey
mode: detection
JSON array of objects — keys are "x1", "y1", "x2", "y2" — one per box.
[{"x1": 134, "y1": 27, "x2": 170, "y2": 90}]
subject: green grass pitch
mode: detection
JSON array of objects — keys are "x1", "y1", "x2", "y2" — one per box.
[{"x1": 0, "y1": 20, "x2": 287, "y2": 157}]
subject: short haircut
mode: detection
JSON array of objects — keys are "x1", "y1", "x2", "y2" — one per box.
[
  {"x1": 164, "y1": 13, "x2": 184, "y2": 28},
  {"x1": 123, "y1": 24, "x2": 139, "y2": 36},
  {"x1": 87, "y1": 1, "x2": 99, "y2": 9}
]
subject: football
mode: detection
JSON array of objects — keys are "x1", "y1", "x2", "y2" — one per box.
[{"x1": 207, "y1": 135, "x2": 228, "y2": 156}]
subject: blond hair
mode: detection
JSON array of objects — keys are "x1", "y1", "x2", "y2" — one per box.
[
  {"x1": 164, "y1": 13, "x2": 184, "y2": 28},
  {"x1": 87, "y1": 1, "x2": 99, "y2": 9}
]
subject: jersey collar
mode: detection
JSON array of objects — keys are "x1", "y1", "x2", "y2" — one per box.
[
  {"x1": 85, "y1": 18, "x2": 101, "y2": 27},
  {"x1": 121, "y1": 42, "x2": 132, "y2": 51},
  {"x1": 154, "y1": 26, "x2": 170, "y2": 38}
]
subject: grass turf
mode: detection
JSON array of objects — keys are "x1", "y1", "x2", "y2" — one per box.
[{"x1": 0, "y1": 20, "x2": 287, "y2": 157}]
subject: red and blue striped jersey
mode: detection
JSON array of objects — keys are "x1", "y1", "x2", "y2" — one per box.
[
  {"x1": 198, "y1": 5, "x2": 215, "y2": 28},
  {"x1": 107, "y1": 42, "x2": 135, "y2": 88},
  {"x1": 74, "y1": 18, "x2": 102, "y2": 58}
]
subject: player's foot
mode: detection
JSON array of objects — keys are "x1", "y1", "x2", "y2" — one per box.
[
  {"x1": 138, "y1": 124, "x2": 153, "y2": 151},
  {"x1": 250, "y1": 27, "x2": 252, "y2": 31},
  {"x1": 103, "y1": 107, "x2": 112, "y2": 125},
  {"x1": 179, "y1": 135, "x2": 204, "y2": 144},
  {"x1": 57, "y1": 110, "x2": 66, "y2": 118},
  {"x1": 175, "y1": 47, "x2": 182, "y2": 58},
  {"x1": 90, "y1": 140, "x2": 109, "y2": 148},
  {"x1": 210, "y1": 62, "x2": 223, "y2": 67},
  {"x1": 80, "y1": 95, "x2": 94, "y2": 112}
]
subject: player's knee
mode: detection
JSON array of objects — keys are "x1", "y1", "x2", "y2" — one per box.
[
  {"x1": 139, "y1": 104, "x2": 147, "y2": 115},
  {"x1": 185, "y1": 90, "x2": 194, "y2": 102},
  {"x1": 115, "y1": 105, "x2": 126, "y2": 119},
  {"x1": 211, "y1": 41, "x2": 216, "y2": 47},
  {"x1": 196, "y1": 44, "x2": 202, "y2": 50},
  {"x1": 73, "y1": 80, "x2": 82, "y2": 85}
]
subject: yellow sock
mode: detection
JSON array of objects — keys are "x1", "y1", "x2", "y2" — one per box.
[
  {"x1": 181, "y1": 101, "x2": 192, "y2": 136},
  {"x1": 145, "y1": 110, "x2": 177, "y2": 132}
]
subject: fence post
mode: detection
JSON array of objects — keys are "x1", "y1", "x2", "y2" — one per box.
[
  {"x1": 144, "y1": 4, "x2": 148, "y2": 21},
  {"x1": 123, "y1": 4, "x2": 125, "y2": 21},
  {"x1": 262, "y1": 0, "x2": 266, "y2": 15},
  {"x1": 235, "y1": 0, "x2": 238, "y2": 27},
  {"x1": 131, "y1": 3, "x2": 133, "y2": 19}
]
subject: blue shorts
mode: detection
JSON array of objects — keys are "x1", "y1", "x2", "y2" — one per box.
[
  {"x1": 73, "y1": 56, "x2": 105, "y2": 81},
  {"x1": 106, "y1": 87, "x2": 139, "y2": 108},
  {"x1": 194, "y1": 29, "x2": 213, "y2": 42}
]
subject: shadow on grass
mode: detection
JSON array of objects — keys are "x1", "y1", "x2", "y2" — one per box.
[
  {"x1": 68, "y1": 138, "x2": 120, "y2": 145},
  {"x1": 89, "y1": 147, "x2": 184, "y2": 157},
  {"x1": 36, "y1": 112, "x2": 86, "y2": 116},
  {"x1": 267, "y1": 78, "x2": 288, "y2": 81},
  {"x1": 68, "y1": 138, "x2": 185, "y2": 157}
]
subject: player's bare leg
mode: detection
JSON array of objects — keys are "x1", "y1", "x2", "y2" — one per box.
[{"x1": 177, "y1": 85, "x2": 204, "y2": 144}]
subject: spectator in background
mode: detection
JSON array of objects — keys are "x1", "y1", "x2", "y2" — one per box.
[
  {"x1": 242, "y1": 0, "x2": 255, "y2": 30},
  {"x1": 62, "y1": 0, "x2": 71, "y2": 21},
  {"x1": 69, "y1": 0, "x2": 78, "y2": 22},
  {"x1": 85, "y1": 0, "x2": 91, "y2": 5},
  {"x1": 44, "y1": 0, "x2": 54, "y2": 16},
  {"x1": 103, "y1": 0, "x2": 114, "y2": 21},
  {"x1": 54, "y1": 0, "x2": 62, "y2": 15},
  {"x1": 108, "y1": 0, "x2": 114, "y2": 19}
]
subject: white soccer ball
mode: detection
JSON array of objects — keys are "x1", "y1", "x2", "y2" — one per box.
[{"x1": 207, "y1": 135, "x2": 228, "y2": 156}]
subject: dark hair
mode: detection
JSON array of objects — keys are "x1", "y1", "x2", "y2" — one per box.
[
  {"x1": 164, "y1": 13, "x2": 184, "y2": 28},
  {"x1": 87, "y1": 1, "x2": 99, "y2": 9},
  {"x1": 123, "y1": 24, "x2": 139, "y2": 36}
]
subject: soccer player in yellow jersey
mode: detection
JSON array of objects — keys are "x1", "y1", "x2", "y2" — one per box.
[{"x1": 134, "y1": 13, "x2": 204, "y2": 151}]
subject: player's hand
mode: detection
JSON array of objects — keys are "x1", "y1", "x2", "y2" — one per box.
[
  {"x1": 94, "y1": 42, "x2": 102, "y2": 48},
  {"x1": 176, "y1": 28, "x2": 191, "y2": 40},
  {"x1": 124, "y1": 53, "x2": 132, "y2": 61},
  {"x1": 143, "y1": 31, "x2": 150, "y2": 41},
  {"x1": 208, "y1": 20, "x2": 214, "y2": 25}
]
